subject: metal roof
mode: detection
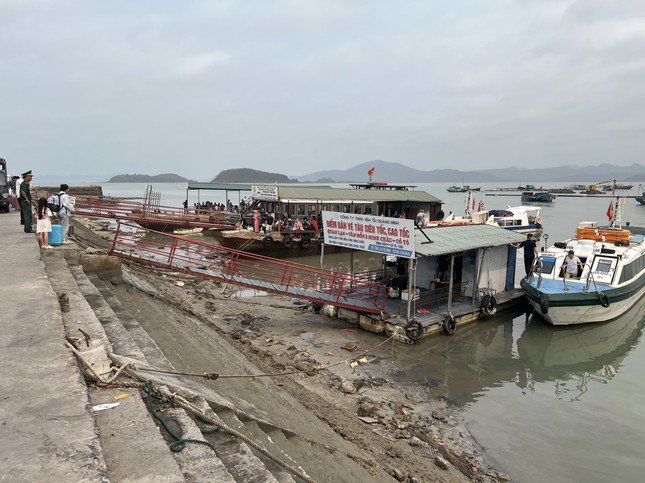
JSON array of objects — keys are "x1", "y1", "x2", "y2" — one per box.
[
  {"x1": 187, "y1": 182, "x2": 253, "y2": 191},
  {"x1": 276, "y1": 186, "x2": 442, "y2": 203},
  {"x1": 414, "y1": 224, "x2": 526, "y2": 257}
]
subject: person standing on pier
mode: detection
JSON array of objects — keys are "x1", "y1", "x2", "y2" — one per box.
[
  {"x1": 513, "y1": 233, "x2": 539, "y2": 277},
  {"x1": 56, "y1": 184, "x2": 75, "y2": 244},
  {"x1": 18, "y1": 171, "x2": 33, "y2": 233}
]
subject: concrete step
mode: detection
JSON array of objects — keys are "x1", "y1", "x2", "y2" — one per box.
[
  {"x1": 68, "y1": 264, "x2": 146, "y2": 361},
  {"x1": 84, "y1": 269, "x2": 274, "y2": 482},
  {"x1": 88, "y1": 275, "x2": 174, "y2": 370},
  {"x1": 42, "y1": 254, "x2": 187, "y2": 482}
]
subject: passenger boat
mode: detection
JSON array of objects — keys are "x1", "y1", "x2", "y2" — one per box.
[
  {"x1": 447, "y1": 185, "x2": 480, "y2": 193},
  {"x1": 483, "y1": 205, "x2": 543, "y2": 238},
  {"x1": 521, "y1": 191, "x2": 554, "y2": 203},
  {"x1": 521, "y1": 220, "x2": 645, "y2": 325}
]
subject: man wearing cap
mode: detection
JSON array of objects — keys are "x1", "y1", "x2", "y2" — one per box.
[
  {"x1": 561, "y1": 250, "x2": 583, "y2": 279},
  {"x1": 18, "y1": 170, "x2": 33, "y2": 233}
]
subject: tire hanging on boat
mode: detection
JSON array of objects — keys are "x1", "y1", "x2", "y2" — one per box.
[
  {"x1": 300, "y1": 235, "x2": 311, "y2": 249},
  {"x1": 480, "y1": 294, "x2": 497, "y2": 317},
  {"x1": 539, "y1": 293, "x2": 549, "y2": 314},
  {"x1": 282, "y1": 235, "x2": 293, "y2": 248},
  {"x1": 311, "y1": 302, "x2": 324, "y2": 312},
  {"x1": 262, "y1": 236, "x2": 274, "y2": 248},
  {"x1": 599, "y1": 292, "x2": 610, "y2": 308},
  {"x1": 405, "y1": 319, "x2": 424, "y2": 342},
  {"x1": 442, "y1": 315, "x2": 457, "y2": 336}
]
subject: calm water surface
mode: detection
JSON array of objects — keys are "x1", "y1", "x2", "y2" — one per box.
[{"x1": 100, "y1": 181, "x2": 645, "y2": 481}]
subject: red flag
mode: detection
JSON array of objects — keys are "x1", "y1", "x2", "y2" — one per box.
[
  {"x1": 472, "y1": 198, "x2": 476, "y2": 210},
  {"x1": 367, "y1": 167, "x2": 375, "y2": 177},
  {"x1": 606, "y1": 202, "x2": 614, "y2": 221}
]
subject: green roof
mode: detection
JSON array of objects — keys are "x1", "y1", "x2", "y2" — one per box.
[
  {"x1": 276, "y1": 186, "x2": 442, "y2": 203},
  {"x1": 186, "y1": 182, "x2": 443, "y2": 204},
  {"x1": 415, "y1": 225, "x2": 526, "y2": 257},
  {"x1": 187, "y1": 182, "x2": 253, "y2": 191}
]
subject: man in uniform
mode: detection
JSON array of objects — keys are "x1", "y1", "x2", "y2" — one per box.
[{"x1": 18, "y1": 170, "x2": 33, "y2": 233}]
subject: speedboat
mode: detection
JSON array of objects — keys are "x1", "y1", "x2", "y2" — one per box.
[
  {"x1": 480, "y1": 205, "x2": 543, "y2": 238},
  {"x1": 521, "y1": 222, "x2": 645, "y2": 325}
]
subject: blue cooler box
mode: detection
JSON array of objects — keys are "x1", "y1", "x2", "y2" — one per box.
[{"x1": 49, "y1": 224, "x2": 63, "y2": 246}]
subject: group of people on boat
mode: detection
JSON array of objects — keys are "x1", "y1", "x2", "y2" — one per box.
[{"x1": 237, "y1": 212, "x2": 321, "y2": 236}]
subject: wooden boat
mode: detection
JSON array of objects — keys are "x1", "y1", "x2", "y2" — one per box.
[{"x1": 521, "y1": 222, "x2": 645, "y2": 325}]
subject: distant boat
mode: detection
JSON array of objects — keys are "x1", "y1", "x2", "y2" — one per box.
[
  {"x1": 447, "y1": 185, "x2": 480, "y2": 193},
  {"x1": 602, "y1": 184, "x2": 633, "y2": 191},
  {"x1": 548, "y1": 188, "x2": 575, "y2": 194},
  {"x1": 521, "y1": 191, "x2": 554, "y2": 203},
  {"x1": 517, "y1": 184, "x2": 537, "y2": 191}
]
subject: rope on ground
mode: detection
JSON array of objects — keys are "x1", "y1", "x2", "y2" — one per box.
[
  {"x1": 129, "y1": 335, "x2": 395, "y2": 380},
  {"x1": 67, "y1": 344, "x2": 316, "y2": 483},
  {"x1": 142, "y1": 382, "x2": 220, "y2": 455}
]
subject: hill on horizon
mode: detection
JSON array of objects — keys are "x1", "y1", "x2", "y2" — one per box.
[
  {"x1": 297, "y1": 160, "x2": 645, "y2": 183},
  {"x1": 107, "y1": 173, "x2": 188, "y2": 183},
  {"x1": 213, "y1": 168, "x2": 294, "y2": 183}
]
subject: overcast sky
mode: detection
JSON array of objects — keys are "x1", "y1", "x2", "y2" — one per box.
[{"x1": 1, "y1": 0, "x2": 644, "y2": 180}]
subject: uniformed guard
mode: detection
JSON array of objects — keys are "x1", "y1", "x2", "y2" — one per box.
[{"x1": 19, "y1": 170, "x2": 33, "y2": 233}]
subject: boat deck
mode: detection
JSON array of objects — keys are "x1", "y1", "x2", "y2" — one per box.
[{"x1": 525, "y1": 277, "x2": 611, "y2": 295}]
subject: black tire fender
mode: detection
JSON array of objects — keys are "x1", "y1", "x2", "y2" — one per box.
[
  {"x1": 311, "y1": 302, "x2": 324, "y2": 312},
  {"x1": 282, "y1": 235, "x2": 293, "y2": 248},
  {"x1": 599, "y1": 293, "x2": 610, "y2": 308},
  {"x1": 300, "y1": 236, "x2": 311, "y2": 249},
  {"x1": 405, "y1": 319, "x2": 425, "y2": 342},
  {"x1": 262, "y1": 236, "x2": 274, "y2": 248},
  {"x1": 442, "y1": 315, "x2": 457, "y2": 336},
  {"x1": 480, "y1": 294, "x2": 498, "y2": 317},
  {"x1": 539, "y1": 293, "x2": 549, "y2": 314}
]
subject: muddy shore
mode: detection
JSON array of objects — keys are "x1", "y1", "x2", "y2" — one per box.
[{"x1": 73, "y1": 218, "x2": 510, "y2": 482}]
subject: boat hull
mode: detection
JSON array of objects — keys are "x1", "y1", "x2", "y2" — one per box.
[
  {"x1": 636, "y1": 196, "x2": 645, "y2": 205},
  {"x1": 521, "y1": 276, "x2": 645, "y2": 325}
]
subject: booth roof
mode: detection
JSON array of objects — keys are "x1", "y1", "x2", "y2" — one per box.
[
  {"x1": 415, "y1": 224, "x2": 526, "y2": 257},
  {"x1": 276, "y1": 186, "x2": 442, "y2": 203}
]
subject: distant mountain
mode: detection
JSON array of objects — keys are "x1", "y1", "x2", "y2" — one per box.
[
  {"x1": 107, "y1": 173, "x2": 188, "y2": 183},
  {"x1": 213, "y1": 168, "x2": 294, "y2": 183},
  {"x1": 297, "y1": 160, "x2": 645, "y2": 183}
]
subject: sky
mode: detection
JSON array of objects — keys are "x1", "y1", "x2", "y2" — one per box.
[{"x1": 1, "y1": 0, "x2": 645, "y2": 180}]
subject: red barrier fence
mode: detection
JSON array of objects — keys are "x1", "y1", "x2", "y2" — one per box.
[
  {"x1": 74, "y1": 197, "x2": 237, "y2": 230},
  {"x1": 109, "y1": 222, "x2": 389, "y2": 314}
]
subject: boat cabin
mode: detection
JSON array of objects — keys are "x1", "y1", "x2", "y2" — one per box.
[{"x1": 384, "y1": 225, "x2": 526, "y2": 328}]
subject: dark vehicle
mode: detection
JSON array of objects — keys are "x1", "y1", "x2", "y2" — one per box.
[{"x1": 0, "y1": 158, "x2": 10, "y2": 213}]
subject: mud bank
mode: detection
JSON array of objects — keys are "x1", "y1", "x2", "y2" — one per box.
[{"x1": 75, "y1": 218, "x2": 510, "y2": 482}]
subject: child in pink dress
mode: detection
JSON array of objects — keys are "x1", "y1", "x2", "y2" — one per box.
[{"x1": 36, "y1": 198, "x2": 53, "y2": 248}]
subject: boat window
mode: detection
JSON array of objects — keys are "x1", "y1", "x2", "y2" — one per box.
[
  {"x1": 595, "y1": 259, "x2": 613, "y2": 275},
  {"x1": 619, "y1": 254, "x2": 644, "y2": 284},
  {"x1": 540, "y1": 257, "x2": 556, "y2": 275}
]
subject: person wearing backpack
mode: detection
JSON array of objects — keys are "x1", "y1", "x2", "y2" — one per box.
[{"x1": 53, "y1": 184, "x2": 75, "y2": 244}]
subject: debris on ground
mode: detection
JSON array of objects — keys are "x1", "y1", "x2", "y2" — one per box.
[
  {"x1": 341, "y1": 342, "x2": 358, "y2": 352},
  {"x1": 338, "y1": 379, "x2": 357, "y2": 394}
]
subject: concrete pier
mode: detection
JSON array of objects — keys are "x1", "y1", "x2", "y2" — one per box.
[{"x1": 0, "y1": 212, "x2": 107, "y2": 481}]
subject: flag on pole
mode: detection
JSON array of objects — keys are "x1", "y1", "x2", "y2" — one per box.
[
  {"x1": 367, "y1": 167, "x2": 375, "y2": 177},
  {"x1": 472, "y1": 198, "x2": 476, "y2": 210},
  {"x1": 606, "y1": 202, "x2": 614, "y2": 221}
]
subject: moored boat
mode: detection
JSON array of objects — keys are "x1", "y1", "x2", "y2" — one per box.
[
  {"x1": 521, "y1": 221, "x2": 645, "y2": 325},
  {"x1": 483, "y1": 205, "x2": 543, "y2": 238},
  {"x1": 447, "y1": 185, "x2": 480, "y2": 193},
  {"x1": 636, "y1": 184, "x2": 645, "y2": 205},
  {"x1": 521, "y1": 191, "x2": 554, "y2": 203}
]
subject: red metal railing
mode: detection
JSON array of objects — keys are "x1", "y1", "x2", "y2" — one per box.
[
  {"x1": 74, "y1": 196, "x2": 237, "y2": 229},
  {"x1": 109, "y1": 222, "x2": 389, "y2": 313}
]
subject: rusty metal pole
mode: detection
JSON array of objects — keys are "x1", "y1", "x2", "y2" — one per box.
[{"x1": 406, "y1": 258, "x2": 414, "y2": 322}]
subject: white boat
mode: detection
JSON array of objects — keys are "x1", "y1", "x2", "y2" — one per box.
[
  {"x1": 481, "y1": 205, "x2": 543, "y2": 238},
  {"x1": 521, "y1": 222, "x2": 645, "y2": 325}
]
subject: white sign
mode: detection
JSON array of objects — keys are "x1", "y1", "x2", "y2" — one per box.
[
  {"x1": 322, "y1": 211, "x2": 415, "y2": 258},
  {"x1": 251, "y1": 185, "x2": 279, "y2": 201}
]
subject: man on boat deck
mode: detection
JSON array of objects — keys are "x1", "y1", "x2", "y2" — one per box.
[
  {"x1": 561, "y1": 250, "x2": 583, "y2": 279},
  {"x1": 513, "y1": 233, "x2": 538, "y2": 277}
]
